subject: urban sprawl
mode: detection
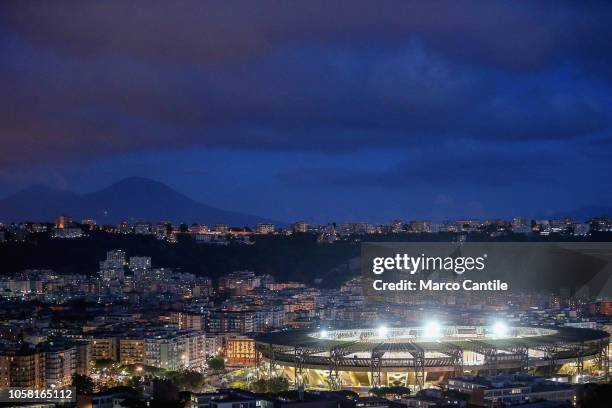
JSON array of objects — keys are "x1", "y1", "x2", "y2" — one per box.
[{"x1": 0, "y1": 215, "x2": 611, "y2": 407}]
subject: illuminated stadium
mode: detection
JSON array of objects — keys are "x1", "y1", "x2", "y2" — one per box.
[{"x1": 255, "y1": 324, "x2": 610, "y2": 390}]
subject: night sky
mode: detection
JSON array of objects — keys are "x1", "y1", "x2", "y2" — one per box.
[{"x1": 1, "y1": 1, "x2": 611, "y2": 223}]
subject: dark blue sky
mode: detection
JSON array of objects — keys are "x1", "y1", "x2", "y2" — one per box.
[{"x1": 1, "y1": 1, "x2": 611, "y2": 223}]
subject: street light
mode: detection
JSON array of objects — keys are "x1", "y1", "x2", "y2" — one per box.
[
  {"x1": 377, "y1": 325, "x2": 388, "y2": 339},
  {"x1": 423, "y1": 321, "x2": 441, "y2": 339},
  {"x1": 492, "y1": 321, "x2": 508, "y2": 337}
]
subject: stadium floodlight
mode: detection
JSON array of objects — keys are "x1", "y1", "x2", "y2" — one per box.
[
  {"x1": 492, "y1": 321, "x2": 508, "y2": 337},
  {"x1": 377, "y1": 325, "x2": 388, "y2": 339},
  {"x1": 423, "y1": 321, "x2": 442, "y2": 339},
  {"x1": 320, "y1": 329, "x2": 328, "y2": 339}
]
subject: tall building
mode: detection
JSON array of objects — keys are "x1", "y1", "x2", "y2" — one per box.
[
  {"x1": 0, "y1": 354, "x2": 10, "y2": 387},
  {"x1": 81, "y1": 218, "x2": 97, "y2": 227},
  {"x1": 192, "y1": 278, "x2": 214, "y2": 298},
  {"x1": 589, "y1": 217, "x2": 612, "y2": 232},
  {"x1": 256, "y1": 223, "x2": 275, "y2": 234},
  {"x1": 144, "y1": 337, "x2": 179, "y2": 371},
  {"x1": 11, "y1": 352, "x2": 46, "y2": 388},
  {"x1": 511, "y1": 216, "x2": 532, "y2": 234},
  {"x1": 218, "y1": 271, "x2": 261, "y2": 295},
  {"x1": 75, "y1": 341, "x2": 91, "y2": 376},
  {"x1": 0, "y1": 345, "x2": 45, "y2": 388},
  {"x1": 91, "y1": 337, "x2": 118, "y2": 361},
  {"x1": 107, "y1": 250, "x2": 127, "y2": 266},
  {"x1": 44, "y1": 342, "x2": 76, "y2": 388},
  {"x1": 144, "y1": 332, "x2": 207, "y2": 371},
  {"x1": 208, "y1": 311, "x2": 255, "y2": 334},
  {"x1": 99, "y1": 250, "x2": 127, "y2": 282},
  {"x1": 225, "y1": 336, "x2": 256, "y2": 367},
  {"x1": 117, "y1": 221, "x2": 131, "y2": 234},
  {"x1": 202, "y1": 334, "x2": 223, "y2": 357},
  {"x1": 51, "y1": 216, "x2": 83, "y2": 239},
  {"x1": 55, "y1": 215, "x2": 73, "y2": 229},
  {"x1": 213, "y1": 224, "x2": 229, "y2": 233},
  {"x1": 573, "y1": 223, "x2": 590, "y2": 236},
  {"x1": 409, "y1": 220, "x2": 432, "y2": 233},
  {"x1": 389, "y1": 220, "x2": 405, "y2": 233},
  {"x1": 119, "y1": 339, "x2": 145, "y2": 365},
  {"x1": 292, "y1": 221, "x2": 308, "y2": 233},
  {"x1": 254, "y1": 306, "x2": 286, "y2": 331},
  {"x1": 134, "y1": 222, "x2": 151, "y2": 235},
  {"x1": 100, "y1": 250, "x2": 127, "y2": 270},
  {"x1": 99, "y1": 268, "x2": 124, "y2": 282},
  {"x1": 170, "y1": 312, "x2": 205, "y2": 331},
  {"x1": 349, "y1": 223, "x2": 375, "y2": 234},
  {"x1": 154, "y1": 223, "x2": 169, "y2": 240},
  {"x1": 129, "y1": 256, "x2": 152, "y2": 271}
]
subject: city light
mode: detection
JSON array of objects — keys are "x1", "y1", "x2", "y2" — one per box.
[
  {"x1": 1, "y1": 1, "x2": 610, "y2": 401},
  {"x1": 492, "y1": 321, "x2": 508, "y2": 337},
  {"x1": 423, "y1": 321, "x2": 442, "y2": 339}
]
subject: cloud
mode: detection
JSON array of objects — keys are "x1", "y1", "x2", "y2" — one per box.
[
  {"x1": 2, "y1": 1, "x2": 612, "y2": 71},
  {"x1": 278, "y1": 146, "x2": 561, "y2": 189},
  {"x1": 0, "y1": 1, "x2": 611, "y2": 170}
]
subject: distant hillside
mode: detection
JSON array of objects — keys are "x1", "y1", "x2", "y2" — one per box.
[
  {"x1": 0, "y1": 232, "x2": 360, "y2": 288},
  {"x1": 0, "y1": 177, "x2": 279, "y2": 226}
]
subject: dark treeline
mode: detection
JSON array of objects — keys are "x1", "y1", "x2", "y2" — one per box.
[
  {"x1": 0, "y1": 232, "x2": 359, "y2": 287},
  {"x1": 1, "y1": 231, "x2": 611, "y2": 288}
]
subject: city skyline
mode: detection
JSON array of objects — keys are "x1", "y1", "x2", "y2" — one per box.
[
  {"x1": 1, "y1": 3, "x2": 611, "y2": 405},
  {"x1": 1, "y1": 1, "x2": 612, "y2": 221}
]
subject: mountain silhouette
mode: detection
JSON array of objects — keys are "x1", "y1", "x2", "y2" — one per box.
[{"x1": 0, "y1": 177, "x2": 279, "y2": 226}]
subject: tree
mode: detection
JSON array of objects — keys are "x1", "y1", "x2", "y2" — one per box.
[
  {"x1": 581, "y1": 383, "x2": 612, "y2": 408},
  {"x1": 167, "y1": 370, "x2": 205, "y2": 391},
  {"x1": 72, "y1": 374, "x2": 95, "y2": 394},
  {"x1": 181, "y1": 371, "x2": 205, "y2": 390},
  {"x1": 93, "y1": 358, "x2": 114, "y2": 370},
  {"x1": 207, "y1": 356, "x2": 225, "y2": 371},
  {"x1": 251, "y1": 378, "x2": 268, "y2": 393},
  {"x1": 267, "y1": 377, "x2": 289, "y2": 393},
  {"x1": 249, "y1": 377, "x2": 289, "y2": 394},
  {"x1": 124, "y1": 376, "x2": 143, "y2": 394}
]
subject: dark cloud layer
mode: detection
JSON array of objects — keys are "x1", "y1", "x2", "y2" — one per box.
[
  {"x1": 278, "y1": 147, "x2": 562, "y2": 188},
  {"x1": 3, "y1": 1, "x2": 612, "y2": 70},
  {"x1": 1, "y1": 1, "x2": 612, "y2": 166},
  {"x1": 0, "y1": 1, "x2": 611, "y2": 220}
]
